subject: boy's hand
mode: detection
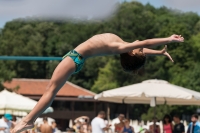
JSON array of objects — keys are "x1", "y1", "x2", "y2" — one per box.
[
  {"x1": 169, "y1": 34, "x2": 184, "y2": 43},
  {"x1": 161, "y1": 45, "x2": 174, "y2": 62}
]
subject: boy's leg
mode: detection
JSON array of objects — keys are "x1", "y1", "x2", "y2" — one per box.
[{"x1": 11, "y1": 57, "x2": 76, "y2": 133}]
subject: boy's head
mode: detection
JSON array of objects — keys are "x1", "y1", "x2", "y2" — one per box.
[
  {"x1": 118, "y1": 114, "x2": 125, "y2": 121},
  {"x1": 120, "y1": 50, "x2": 146, "y2": 73},
  {"x1": 191, "y1": 114, "x2": 198, "y2": 123},
  {"x1": 124, "y1": 119, "x2": 130, "y2": 125},
  {"x1": 98, "y1": 111, "x2": 106, "y2": 119},
  {"x1": 152, "y1": 117, "x2": 158, "y2": 122},
  {"x1": 173, "y1": 114, "x2": 181, "y2": 123},
  {"x1": 43, "y1": 117, "x2": 48, "y2": 123}
]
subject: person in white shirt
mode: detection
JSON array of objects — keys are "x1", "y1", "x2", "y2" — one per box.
[
  {"x1": 91, "y1": 111, "x2": 110, "y2": 133},
  {"x1": 0, "y1": 114, "x2": 13, "y2": 133},
  {"x1": 111, "y1": 114, "x2": 125, "y2": 132}
]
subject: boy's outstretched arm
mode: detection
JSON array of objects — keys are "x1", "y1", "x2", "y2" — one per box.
[
  {"x1": 143, "y1": 45, "x2": 174, "y2": 62},
  {"x1": 118, "y1": 34, "x2": 184, "y2": 53}
]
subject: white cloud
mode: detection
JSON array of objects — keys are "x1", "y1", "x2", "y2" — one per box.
[{"x1": 0, "y1": 0, "x2": 119, "y2": 21}]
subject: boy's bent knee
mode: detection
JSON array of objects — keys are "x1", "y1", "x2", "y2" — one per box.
[{"x1": 45, "y1": 80, "x2": 60, "y2": 93}]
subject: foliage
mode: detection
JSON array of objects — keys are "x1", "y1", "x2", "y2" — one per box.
[{"x1": 141, "y1": 105, "x2": 174, "y2": 121}]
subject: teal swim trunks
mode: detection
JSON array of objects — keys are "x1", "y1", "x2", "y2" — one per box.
[{"x1": 63, "y1": 50, "x2": 85, "y2": 73}]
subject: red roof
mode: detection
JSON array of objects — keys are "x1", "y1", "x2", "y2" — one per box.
[{"x1": 3, "y1": 78, "x2": 95, "y2": 97}]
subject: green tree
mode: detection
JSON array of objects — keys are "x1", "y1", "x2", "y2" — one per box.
[
  {"x1": 0, "y1": 61, "x2": 16, "y2": 90},
  {"x1": 141, "y1": 105, "x2": 174, "y2": 121},
  {"x1": 92, "y1": 59, "x2": 120, "y2": 93}
]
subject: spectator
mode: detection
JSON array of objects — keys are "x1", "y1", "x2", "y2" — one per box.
[
  {"x1": 138, "y1": 121, "x2": 145, "y2": 132},
  {"x1": 120, "y1": 119, "x2": 134, "y2": 133},
  {"x1": 87, "y1": 124, "x2": 92, "y2": 133},
  {"x1": 10, "y1": 116, "x2": 17, "y2": 131},
  {"x1": 74, "y1": 116, "x2": 91, "y2": 133},
  {"x1": 26, "y1": 128, "x2": 36, "y2": 133},
  {"x1": 91, "y1": 111, "x2": 110, "y2": 133},
  {"x1": 187, "y1": 114, "x2": 200, "y2": 133},
  {"x1": 0, "y1": 113, "x2": 13, "y2": 133},
  {"x1": 111, "y1": 114, "x2": 125, "y2": 132},
  {"x1": 163, "y1": 114, "x2": 173, "y2": 133},
  {"x1": 149, "y1": 117, "x2": 160, "y2": 133},
  {"x1": 11, "y1": 116, "x2": 17, "y2": 126},
  {"x1": 52, "y1": 122, "x2": 59, "y2": 133},
  {"x1": 40, "y1": 117, "x2": 53, "y2": 133},
  {"x1": 173, "y1": 115, "x2": 185, "y2": 133},
  {"x1": 115, "y1": 115, "x2": 125, "y2": 133},
  {"x1": 81, "y1": 118, "x2": 91, "y2": 133},
  {"x1": 73, "y1": 121, "x2": 82, "y2": 133}
]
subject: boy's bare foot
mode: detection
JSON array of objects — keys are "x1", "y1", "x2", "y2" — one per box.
[{"x1": 11, "y1": 120, "x2": 34, "y2": 133}]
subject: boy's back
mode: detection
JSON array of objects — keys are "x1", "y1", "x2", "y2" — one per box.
[{"x1": 75, "y1": 33, "x2": 124, "y2": 58}]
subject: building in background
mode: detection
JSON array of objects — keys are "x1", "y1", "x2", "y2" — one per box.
[
  {"x1": 3, "y1": 78, "x2": 133, "y2": 130},
  {"x1": 3, "y1": 78, "x2": 98, "y2": 130}
]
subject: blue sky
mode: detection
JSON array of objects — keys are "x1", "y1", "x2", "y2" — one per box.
[
  {"x1": 0, "y1": 0, "x2": 200, "y2": 28},
  {"x1": 137, "y1": 0, "x2": 200, "y2": 14}
]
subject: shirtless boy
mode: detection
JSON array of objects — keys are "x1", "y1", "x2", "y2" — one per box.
[
  {"x1": 40, "y1": 117, "x2": 52, "y2": 133},
  {"x1": 11, "y1": 33, "x2": 184, "y2": 133}
]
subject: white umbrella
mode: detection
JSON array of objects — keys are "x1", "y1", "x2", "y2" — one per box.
[
  {"x1": 95, "y1": 79, "x2": 200, "y2": 133},
  {"x1": 0, "y1": 110, "x2": 28, "y2": 116},
  {"x1": 0, "y1": 89, "x2": 53, "y2": 115},
  {"x1": 95, "y1": 79, "x2": 200, "y2": 106}
]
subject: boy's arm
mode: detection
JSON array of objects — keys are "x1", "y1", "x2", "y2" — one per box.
[
  {"x1": 143, "y1": 48, "x2": 163, "y2": 55},
  {"x1": 102, "y1": 124, "x2": 111, "y2": 131},
  {"x1": 143, "y1": 45, "x2": 174, "y2": 62},
  {"x1": 119, "y1": 34, "x2": 183, "y2": 52}
]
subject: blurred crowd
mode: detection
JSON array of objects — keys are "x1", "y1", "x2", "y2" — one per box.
[
  {"x1": 70, "y1": 111, "x2": 135, "y2": 133},
  {"x1": 0, "y1": 114, "x2": 60, "y2": 133},
  {"x1": 0, "y1": 113, "x2": 200, "y2": 133},
  {"x1": 71, "y1": 112, "x2": 200, "y2": 133},
  {"x1": 147, "y1": 114, "x2": 200, "y2": 133}
]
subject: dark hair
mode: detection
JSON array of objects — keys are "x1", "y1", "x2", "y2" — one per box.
[
  {"x1": 43, "y1": 117, "x2": 48, "y2": 121},
  {"x1": 120, "y1": 52, "x2": 146, "y2": 73},
  {"x1": 192, "y1": 114, "x2": 198, "y2": 119},
  {"x1": 98, "y1": 111, "x2": 105, "y2": 115},
  {"x1": 118, "y1": 114, "x2": 125, "y2": 117},
  {"x1": 163, "y1": 114, "x2": 172, "y2": 124},
  {"x1": 173, "y1": 114, "x2": 180, "y2": 119}
]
